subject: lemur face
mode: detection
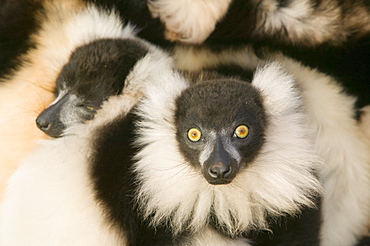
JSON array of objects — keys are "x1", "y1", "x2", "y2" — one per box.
[
  {"x1": 36, "y1": 38, "x2": 148, "y2": 138},
  {"x1": 175, "y1": 80, "x2": 267, "y2": 185}
]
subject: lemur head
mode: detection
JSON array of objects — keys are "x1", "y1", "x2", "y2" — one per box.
[
  {"x1": 175, "y1": 79, "x2": 267, "y2": 185},
  {"x1": 36, "y1": 38, "x2": 148, "y2": 138}
]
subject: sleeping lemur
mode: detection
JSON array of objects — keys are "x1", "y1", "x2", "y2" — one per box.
[
  {"x1": 0, "y1": 1, "x2": 144, "y2": 199},
  {"x1": 0, "y1": 1, "x2": 175, "y2": 200},
  {"x1": 0, "y1": 24, "x2": 179, "y2": 245}
]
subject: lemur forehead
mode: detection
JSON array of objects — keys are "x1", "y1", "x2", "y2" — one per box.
[
  {"x1": 56, "y1": 38, "x2": 150, "y2": 100},
  {"x1": 70, "y1": 38, "x2": 149, "y2": 63},
  {"x1": 61, "y1": 38, "x2": 149, "y2": 82},
  {"x1": 175, "y1": 79, "x2": 266, "y2": 131},
  {"x1": 176, "y1": 80, "x2": 263, "y2": 113}
]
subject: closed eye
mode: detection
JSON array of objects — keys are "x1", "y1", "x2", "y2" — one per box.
[
  {"x1": 77, "y1": 103, "x2": 97, "y2": 112},
  {"x1": 84, "y1": 105, "x2": 95, "y2": 111}
]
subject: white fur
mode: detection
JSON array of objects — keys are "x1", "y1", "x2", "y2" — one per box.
[
  {"x1": 148, "y1": 0, "x2": 231, "y2": 44},
  {"x1": 223, "y1": 134, "x2": 242, "y2": 163},
  {"x1": 133, "y1": 62, "x2": 323, "y2": 239},
  {"x1": 198, "y1": 131, "x2": 216, "y2": 166},
  {"x1": 278, "y1": 57, "x2": 370, "y2": 246}
]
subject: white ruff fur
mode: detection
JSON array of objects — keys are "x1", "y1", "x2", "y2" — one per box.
[
  {"x1": 133, "y1": 62, "x2": 323, "y2": 237},
  {"x1": 0, "y1": 2, "x2": 136, "y2": 199},
  {"x1": 148, "y1": 0, "x2": 231, "y2": 44}
]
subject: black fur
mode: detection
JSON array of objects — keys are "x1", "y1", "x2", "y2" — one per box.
[
  {"x1": 246, "y1": 200, "x2": 322, "y2": 246},
  {"x1": 357, "y1": 236, "x2": 370, "y2": 246},
  {"x1": 90, "y1": 110, "x2": 178, "y2": 246},
  {"x1": 207, "y1": 65, "x2": 254, "y2": 82},
  {"x1": 58, "y1": 38, "x2": 149, "y2": 101},
  {"x1": 0, "y1": 0, "x2": 42, "y2": 78}
]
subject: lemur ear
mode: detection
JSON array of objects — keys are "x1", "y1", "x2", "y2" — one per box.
[{"x1": 252, "y1": 62, "x2": 302, "y2": 116}]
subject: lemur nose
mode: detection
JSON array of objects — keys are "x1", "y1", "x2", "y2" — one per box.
[
  {"x1": 36, "y1": 117, "x2": 50, "y2": 131},
  {"x1": 208, "y1": 162, "x2": 232, "y2": 179}
]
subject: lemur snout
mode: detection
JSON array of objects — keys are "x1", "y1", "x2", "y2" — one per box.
[
  {"x1": 208, "y1": 163, "x2": 232, "y2": 179},
  {"x1": 36, "y1": 105, "x2": 65, "y2": 138},
  {"x1": 36, "y1": 117, "x2": 51, "y2": 132}
]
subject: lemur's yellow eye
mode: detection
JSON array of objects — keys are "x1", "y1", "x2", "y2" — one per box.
[
  {"x1": 234, "y1": 125, "x2": 249, "y2": 139},
  {"x1": 187, "y1": 128, "x2": 202, "y2": 142},
  {"x1": 85, "y1": 106, "x2": 95, "y2": 111}
]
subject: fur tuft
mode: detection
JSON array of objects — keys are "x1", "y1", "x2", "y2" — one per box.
[{"x1": 148, "y1": 0, "x2": 231, "y2": 44}]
